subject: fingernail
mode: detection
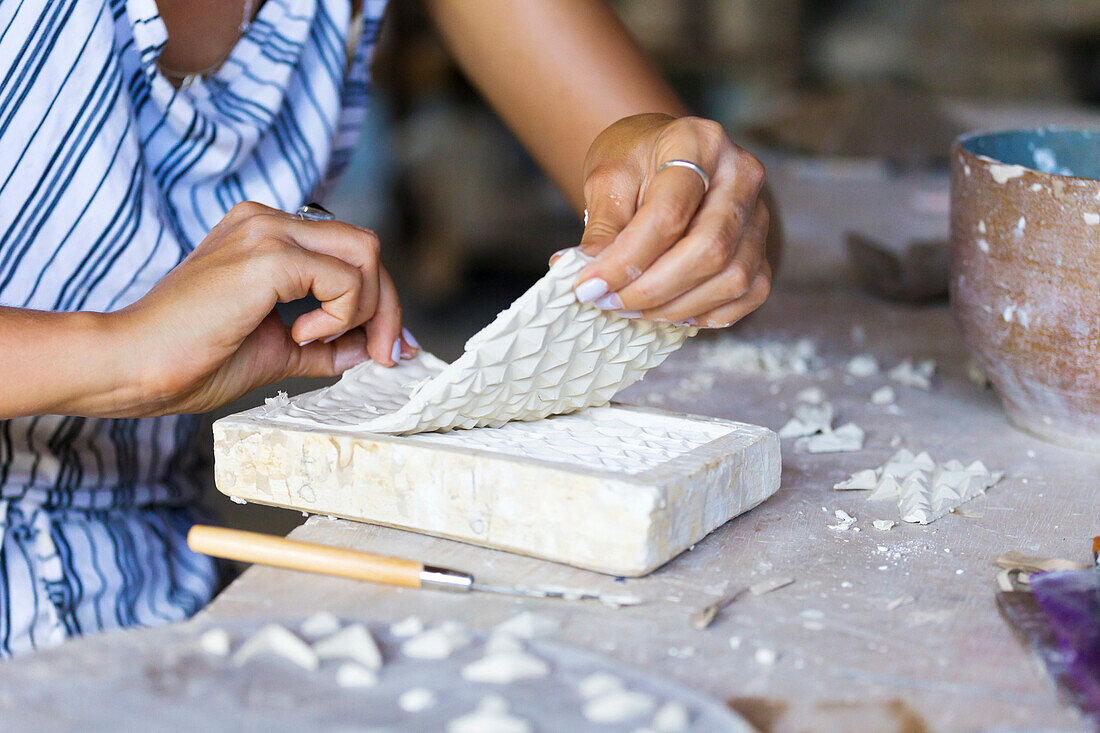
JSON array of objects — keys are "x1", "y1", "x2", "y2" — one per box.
[
  {"x1": 575, "y1": 277, "x2": 609, "y2": 303},
  {"x1": 594, "y1": 292, "x2": 624, "y2": 310},
  {"x1": 322, "y1": 332, "x2": 344, "y2": 344},
  {"x1": 401, "y1": 327, "x2": 420, "y2": 349},
  {"x1": 297, "y1": 339, "x2": 316, "y2": 347},
  {"x1": 391, "y1": 338, "x2": 402, "y2": 363},
  {"x1": 681, "y1": 318, "x2": 697, "y2": 326},
  {"x1": 618, "y1": 310, "x2": 643, "y2": 319}
]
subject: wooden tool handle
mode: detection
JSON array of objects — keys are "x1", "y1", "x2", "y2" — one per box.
[{"x1": 188, "y1": 525, "x2": 425, "y2": 588}]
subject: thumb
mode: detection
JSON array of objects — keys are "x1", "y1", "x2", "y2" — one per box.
[
  {"x1": 287, "y1": 328, "x2": 371, "y2": 379},
  {"x1": 577, "y1": 165, "x2": 639, "y2": 257}
]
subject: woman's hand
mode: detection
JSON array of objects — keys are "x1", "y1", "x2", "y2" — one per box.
[
  {"x1": 113, "y1": 202, "x2": 414, "y2": 416},
  {"x1": 569, "y1": 113, "x2": 772, "y2": 328}
]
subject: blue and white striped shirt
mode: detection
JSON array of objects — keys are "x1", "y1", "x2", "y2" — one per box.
[{"x1": 0, "y1": 0, "x2": 387, "y2": 656}]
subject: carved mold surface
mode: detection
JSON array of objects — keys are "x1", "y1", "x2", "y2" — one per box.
[
  {"x1": 408, "y1": 406, "x2": 735, "y2": 476},
  {"x1": 265, "y1": 250, "x2": 696, "y2": 435}
]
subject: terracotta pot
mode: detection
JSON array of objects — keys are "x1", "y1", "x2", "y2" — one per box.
[{"x1": 950, "y1": 129, "x2": 1100, "y2": 451}]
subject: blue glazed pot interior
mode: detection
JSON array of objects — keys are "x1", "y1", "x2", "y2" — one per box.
[{"x1": 959, "y1": 128, "x2": 1100, "y2": 180}]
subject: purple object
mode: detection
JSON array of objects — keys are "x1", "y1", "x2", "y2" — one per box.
[{"x1": 1031, "y1": 570, "x2": 1100, "y2": 719}]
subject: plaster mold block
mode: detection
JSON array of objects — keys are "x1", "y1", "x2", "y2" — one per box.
[
  {"x1": 832, "y1": 449, "x2": 1003, "y2": 524},
  {"x1": 263, "y1": 250, "x2": 695, "y2": 435},
  {"x1": 214, "y1": 402, "x2": 780, "y2": 576}
]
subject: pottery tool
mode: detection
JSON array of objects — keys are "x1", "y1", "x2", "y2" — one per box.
[
  {"x1": 187, "y1": 526, "x2": 641, "y2": 605},
  {"x1": 690, "y1": 586, "x2": 748, "y2": 630}
]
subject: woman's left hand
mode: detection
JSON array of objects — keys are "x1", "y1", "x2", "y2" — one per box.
[{"x1": 568, "y1": 113, "x2": 772, "y2": 328}]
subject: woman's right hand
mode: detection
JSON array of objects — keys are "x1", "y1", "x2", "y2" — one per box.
[{"x1": 110, "y1": 201, "x2": 414, "y2": 416}]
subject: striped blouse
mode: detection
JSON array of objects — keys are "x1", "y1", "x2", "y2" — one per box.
[{"x1": 0, "y1": 0, "x2": 388, "y2": 656}]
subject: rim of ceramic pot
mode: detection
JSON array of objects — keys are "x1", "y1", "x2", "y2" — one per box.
[{"x1": 954, "y1": 127, "x2": 1100, "y2": 183}]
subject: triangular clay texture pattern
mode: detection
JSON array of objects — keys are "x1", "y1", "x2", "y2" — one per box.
[
  {"x1": 267, "y1": 250, "x2": 697, "y2": 434},
  {"x1": 833, "y1": 449, "x2": 1003, "y2": 524}
]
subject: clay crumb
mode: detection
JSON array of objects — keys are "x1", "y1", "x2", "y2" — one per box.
[
  {"x1": 870, "y1": 387, "x2": 896, "y2": 406},
  {"x1": 299, "y1": 611, "x2": 341, "y2": 640},
  {"x1": 754, "y1": 648, "x2": 778, "y2": 666},
  {"x1": 335, "y1": 662, "x2": 378, "y2": 688},
  {"x1": 583, "y1": 690, "x2": 657, "y2": 724},
  {"x1": 495, "y1": 611, "x2": 559, "y2": 639},
  {"x1": 872, "y1": 520, "x2": 896, "y2": 531},
  {"x1": 653, "y1": 701, "x2": 691, "y2": 731},
  {"x1": 846, "y1": 355, "x2": 879, "y2": 378},
  {"x1": 449, "y1": 695, "x2": 531, "y2": 733},
  {"x1": 886, "y1": 596, "x2": 913, "y2": 611},
  {"x1": 232, "y1": 624, "x2": 319, "y2": 671},
  {"x1": 390, "y1": 615, "x2": 424, "y2": 638},
  {"x1": 313, "y1": 623, "x2": 383, "y2": 670},
  {"x1": 461, "y1": 649, "x2": 550, "y2": 684},
  {"x1": 402, "y1": 621, "x2": 471, "y2": 660},
  {"x1": 828, "y1": 509, "x2": 857, "y2": 531},
  {"x1": 398, "y1": 687, "x2": 437, "y2": 713},
  {"x1": 199, "y1": 628, "x2": 231, "y2": 657}
]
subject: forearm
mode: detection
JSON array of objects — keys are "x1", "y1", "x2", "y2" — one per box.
[
  {"x1": 421, "y1": 0, "x2": 687, "y2": 211},
  {"x1": 0, "y1": 307, "x2": 141, "y2": 419}
]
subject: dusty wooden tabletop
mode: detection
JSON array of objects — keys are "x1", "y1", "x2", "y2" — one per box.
[{"x1": 200, "y1": 284, "x2": 1097, "y2": 731}]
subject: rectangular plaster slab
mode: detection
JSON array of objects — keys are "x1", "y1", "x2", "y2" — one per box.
[{"x1": 213, "y1": 404, "x2": 780, "y2": 577}]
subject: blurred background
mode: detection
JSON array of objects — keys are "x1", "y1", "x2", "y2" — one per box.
[{"x1": 214, "y1": 0, "x2": 1100, "y2": 534}]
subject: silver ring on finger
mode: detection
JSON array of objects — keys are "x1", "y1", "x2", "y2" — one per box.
[
  {"x1": 295, "y1": 202, "x2": 335, "y2": 221},
  {"x1": 657, "y1": 159, "x2": 710, "y2": 194}
]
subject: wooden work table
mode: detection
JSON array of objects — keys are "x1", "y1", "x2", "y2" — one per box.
[{"x1": 197, "y1": 284, "x2": 1097, "y2": 731}]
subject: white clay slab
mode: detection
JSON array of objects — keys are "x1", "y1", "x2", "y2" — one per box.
[
  {"x1": 263, "y1": 249, "x2": 695, "y2": 435},
  {"x1": 214, "y1": 403, "x2": 780, "y2": 576}
]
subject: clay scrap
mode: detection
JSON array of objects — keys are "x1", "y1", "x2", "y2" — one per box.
[
  {"x1": 449, "y1": 695, "x2": 532, "y2": 733},
  {"x1": 833, "y1": 449, "x2": 1003, "y2": 524},
  {"x1": 231, "y1": 624, "x2": 320, "y2": 671},
  {"x1": 778, "y1": 395, "x2": 865, "y2": 453},
  {"x1": 262, "y1": 249, "x2": 695, "y2": 435},
  {"x1": 697, "y1": 337, "x2": 818, "y2": 379},
  {"x1": 888, "y1": 359, "x2": 936, "y2": 390}
]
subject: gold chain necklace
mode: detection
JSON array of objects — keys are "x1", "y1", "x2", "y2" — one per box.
[{"x1": 157, "y1": 0, "x2": 256, "y2": 88}]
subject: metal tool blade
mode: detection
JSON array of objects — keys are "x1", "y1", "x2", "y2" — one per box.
[{"x1": 471, "y1": 583, "x2": 641, "y2": 607}]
